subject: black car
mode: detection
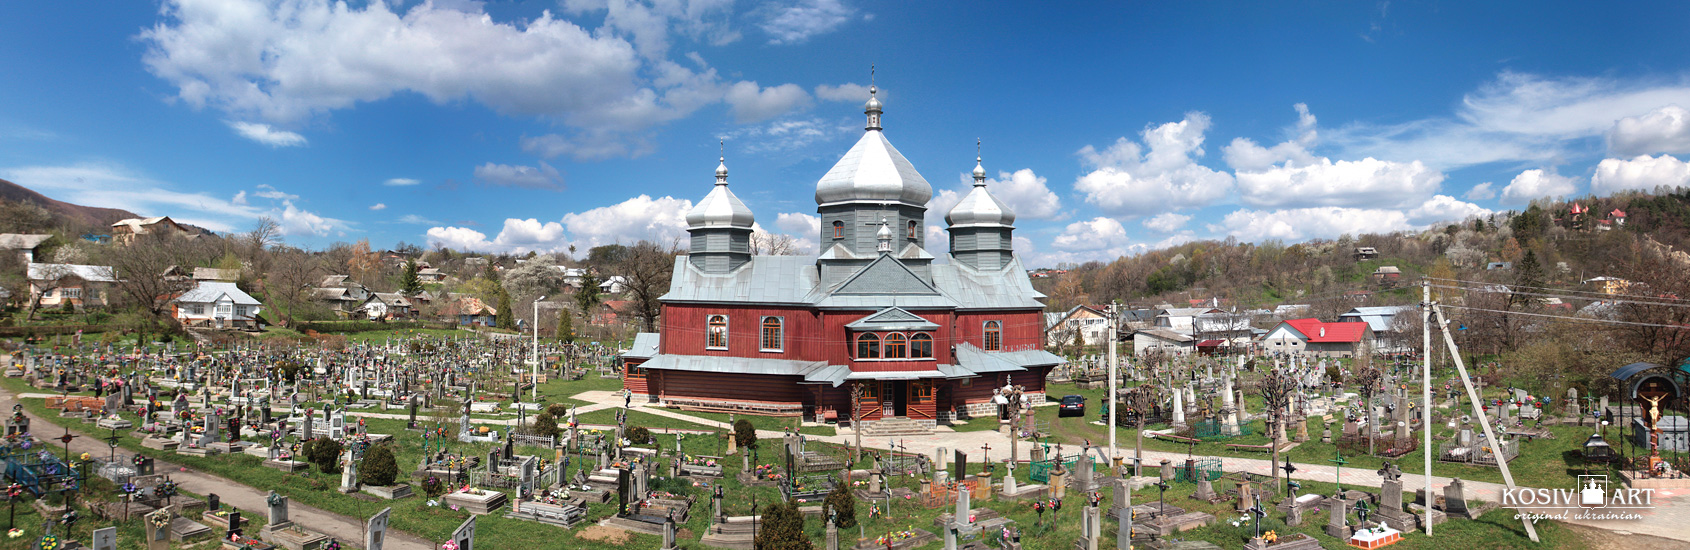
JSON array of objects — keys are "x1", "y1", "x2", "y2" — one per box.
[{"x1": 1058, "y1": 395, "x2": 1086, "y2": 417}]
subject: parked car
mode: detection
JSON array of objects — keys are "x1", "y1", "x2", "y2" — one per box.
[{"x1": 1058, "y1": 395, "x2": 1086, "y2": 417}]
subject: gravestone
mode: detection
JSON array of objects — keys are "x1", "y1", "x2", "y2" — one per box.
[
  {"x1": 144, "y1": 509, "x2": 173, "y2": 550},
  {"x1": 1235, "y1": 482, "x2": 1254, "y2": 513},
  {"x1": 663, "y1": 516, "x2": 678, "y2": 550},
  {"x1": 267, "y1": 491, "x2": 290, "y2": 529},
  {"x1": 1323, "y1": 496, "x2": 1349, "y2": 538},
  {"x1": 1116, "y1": 480, "x2": 1133, "y2": 550},
  {"x1": 366, "y1": 507, "x2": 391, "y2": 550},
  {"x1": 1159, "y1": 459, "x2": 1173, "y2": 482},
  {"x1": 1566, "y1": 388, "x2": 1581, "y2": 418},
  {"x1": 1194, "y1": 477, "x2": 1214, "y2": 501},
  {"x1": 451, "y1": 516, "x2": 477, "y2": 550},
  {"x1": 208, "y1": 493, "x2": 220, "y2": 511},
  {"x1": 91, "y1": 526, "x2": 116, "y2": 550},
  {"x1": 1444, "y1": 478, "x2": 1470, "y2": 519}
]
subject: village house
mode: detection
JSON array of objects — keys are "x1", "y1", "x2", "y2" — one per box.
[
  {"x1": 357, "y1": 292, "x2": 414, "y2": 321},
  {"x1": 27, "y1": 263, "x2": 117, "y2": 310},
  {"x1": 1337, "y1": 305, "x2": 1416, "y2": 353},
  {"x1": 0, "y1": 234, "x2": 52, "y2": 263},
  {"x1": 1131, "y1": 328, "x2": 1196, "y2": 355},
  {"x1": 438, "y1": 296, "x2": 497, "y2": 326},
  {"x1": 416, "y1": 266, "x2": 446, "y2": 283},
  {"x1": 1261, "y1": 318, "x2": 1368, "y2": 357},
  {"x1": 1585, "y1": 276, "x2": 1631, "y2": 295},
  {"x1": 1044, "y1": 304, "x2": 1111, "y2": 347},
  {"x1": 1372, "y1": 265, "x2": 1401, "y2": 283},
  {"x1": 171, "y1": 281, "x2": 262, "y2": 330},
  {"x1": 311, "y1": 274, "x2": 373, "y2": 318},
  {"x1": 110, "y1": 216, "x2": 191, "y2": 244}
]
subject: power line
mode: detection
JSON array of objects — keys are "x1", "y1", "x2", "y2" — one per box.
[
  {"x1": 1437, "y1": 303, "x2": 1690, "y2": 331},
  {"x1": 1424, "y1": 276, "x2": 1690, "y2": 305},
  {"x1": 1425, "y1": 283, "x2": 1690, "y2": 310}
]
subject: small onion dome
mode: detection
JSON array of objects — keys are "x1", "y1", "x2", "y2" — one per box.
[
  {"x1": 946, "y1": 158, "x2": 1016, "y2": 228},
  {"x1": 686, "y1": 157, "x2": 755, "y2": 229},
  {"x1": 971, "y1": 155, "x2": 987, "y2": 180},
  {"x1": 864, "y1": 85, "x2": 883, "y2": 114},
  {"x1": 876, "y1": 218, "x2": 894, "y2": 240}
]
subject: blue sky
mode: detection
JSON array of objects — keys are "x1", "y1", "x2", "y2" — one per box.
[{"x1": 5, "y1": 1, "x2": 1690, "y2": 267}]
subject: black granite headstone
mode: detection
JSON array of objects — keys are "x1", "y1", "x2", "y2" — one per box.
[{"x1": 207, "y1": 493, "x2": 220, "y2": 511}]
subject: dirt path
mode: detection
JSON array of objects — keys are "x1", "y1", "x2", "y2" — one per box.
[{"x1": 0, "y1": 361, "x2": 433, "y2": 549}]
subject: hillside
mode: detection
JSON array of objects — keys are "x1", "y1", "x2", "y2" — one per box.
[
  {"x1": 1034, "y1": 188, "x2": 1690, "y2": 316},
  {"x1": 0, "y1": 177, "x2": 139, "y2": 230}
]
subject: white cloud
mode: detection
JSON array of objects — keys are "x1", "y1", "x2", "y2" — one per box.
[
  {"x1": 253, "y1": 184, "x2": 298, "y2": 200},
  {"x1": 981, "y1": 169, "x2": 1062, "y2": 220},
  {"x1": 1592, "y1": 154, "x2": 1690, "y2": 194},
  {"x1": 397, "y1": 214, "x2": 438, "y2": 225},
  {"x1": 383, "y1": 178, "x2": 419, "y2": 186},
  {"x1": 1234, "y1": 157, "x2": 1443, "y2": 209},
  {"x1": 1610, "y1": 105, "x2": 1690, "y2": 156},
  {"x1": 1052, "y1": 217, "x2": 1129, "y2": 252},
  {"x1": 757, "y1": 0, "x2": 854, "y2": 44},
  {"x1": 720, "y1": 117, "x2": 851, "y2": 153},
  {"x1": 723, "y1": 81, "x2": 811, "y2": 123},
  {"x1": 232, "y1": 190, "x2": 248, "y2": 205},
  {"x1": 923, "y1": 188, "x2": 964, "y2": 252},
  {"x1": 814, "y1": 83, "x2": 869, "y2": 102},
  {"x1": 226, "y1": 121, "x2": 307, "y2": 147},
  {"x1": 1463, "y1": 182, "x2": 1497, "y2": 200},
  {"x1": 521, "y1": 131, "x2": 655, "y2": 161},
  {"x1": 1500, "y1": 169, "x2": 1579, "y2": 204},
  {"x1": 1328, "y1": 72, "x2": 1690, "y2": 170},
  {"x1": 141, "y1": 0, "x2": 800, "y2": 159},
  {"x1": 277, "y1": 200, "x2": 332, "y2": 236},
  {"x1": 1143, "y1": 212, "x2": 1191, "y2": 233},
  {"x1": 369, "y1": 203, "x2": 387, "y2": 211},
  {"x1": 1074, "y1": 112, "x2": 1235, "y2": 216},
  {"x1": 473, "y1": 162, "x2": 565, "y2": 190},
  {"x1": 560, "y1": 194, "x2": 693, "y2": 249},
  {"x1": 1209, "y1": 207, "x2": 1413, "y2": 242},
  {"x1": 1407, "y1": 195, "x2": 1493, "y2": 224},
  {"x1": 560, "y1": 0, "x2": 739, "y2": 60},
  {"x1": 1225, "y1": 104, "x2": 1444, "y2": 209},
  {"x1": 767, "y1": 211, "x2": 821, "y2": 254}
]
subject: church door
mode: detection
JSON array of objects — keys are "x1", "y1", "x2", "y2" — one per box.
[{"x1": 890, "y1": 380, "x2": 908, "y2": 417}]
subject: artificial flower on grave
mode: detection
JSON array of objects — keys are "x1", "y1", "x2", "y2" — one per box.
[{"x1": 5, "y1": 529, "x2": 20, "y2": 539}]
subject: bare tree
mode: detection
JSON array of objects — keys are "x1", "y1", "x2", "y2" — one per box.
[
  {"x1": 247, "y1": 216, "x2": 282, "y2": 250},
  {"x1": 750, "y1": 231, "x2": 799, "y2": 256},
  {"x1": 1352, "y1": 365, "x2": 1383, "y2": 456},
  {"x1": 1124, "y1": 384, "x2": 1162, "y2": 474},
  {"x1": 850, "y1": 382, "x2": 865, "y2": 463},
  {"x1": 1255, "y1": 368, "x2": 1296, "y2": 488},
  {"x1": 267, "y1": 248, "x2": 324, "y2": 326},
  {"x1": 99, "y1": 233, "x2": 195, "y2": 320},
  {"x1": 616, "y1": 241, "x2": 676, "y2": 333}
]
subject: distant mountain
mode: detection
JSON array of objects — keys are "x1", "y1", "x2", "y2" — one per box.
[{"x1": 0, "y1": 177, "x2": 140, "y2": 231}]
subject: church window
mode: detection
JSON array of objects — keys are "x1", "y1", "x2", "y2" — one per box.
[
  {"x1": 984, "y1": 320, "x2": 1002, "y2": 351},
  {"x1": 707, "y1": 315, "x2": 729, "y2": 349},
  {"x1": 761, "y1": 317, "x2": 784, "y2": 352},
  {"x1": 856, "y1": 333, "x2": 880, "y2": 359},
  {"x1": 911, "y1": 333, "x2": 934, "y2": 358},
  {"x1": 907, "y1": 220, "x2": 918, "y2": 239},
  {"x1": 833, "y1": 221, "x2": 844, "y2": 239},
  {"x1": 884, "y1": 333, "x2": 907, "y2": 359}
]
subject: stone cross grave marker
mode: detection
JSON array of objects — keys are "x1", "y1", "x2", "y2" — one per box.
[
  {"x1": 366, "y1": 507, "x2": 391, "y2": 550},
  {"x1": 451, "y1": 516, "x2": 477, "y2": 550},
  {"x1": 91, "y1": 526, "x2": 116, "y2": 550}
]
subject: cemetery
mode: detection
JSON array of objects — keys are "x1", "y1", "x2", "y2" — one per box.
[{"x1": 0, "y1": 326, "x2": 1671, "y2": 550}]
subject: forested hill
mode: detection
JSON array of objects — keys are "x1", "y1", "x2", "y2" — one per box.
[{"x1": 1032, "y1": 188, "x2": 1690, "y2": 315}]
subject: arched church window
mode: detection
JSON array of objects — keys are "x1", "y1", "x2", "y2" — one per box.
[
  {"x1": 911, "y1": 333, "x2": 934, "y2": 358},
  {"x1": 907, "y1": 220, "x2": 918, "y2": 239},
  {"x1": 833, "y1": 221, "x2": 844, "y2": 239},
  {"x1": 761, "y1": 317, "x2": 783, "y2": 352},
  {"x1": 984, "y1": 320, "x2": 1002, "y2": 351},
  {"x1": 884, "y1": 333, "x2": 907, "y2": 359},
  {"x1": 856, "y1": 333, "x2": 880, "y2": 359},
  {"x1": 707, "y1": 315, "x2": 728, "y2": 349}
]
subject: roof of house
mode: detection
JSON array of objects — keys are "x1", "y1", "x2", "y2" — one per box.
[
  {"x1": 439, "y1": 297, "x2": 496, "y2": 316},
  {"x1": 661, "y1": 254, "x2": 1046, "y2": 310},
  {"x1": 111, "y1": 217, "x2": 179, "y2": 232},
  {"x1": 192, "y1": 267, "x2": 239, "y2": 281},
  {"x1": 1338, "y1": 305, "x2": 1416, "y2": 332},
  {"x1": 1278, "y1": 318, "x2": 1367, "y2": 343},
  {"x1": 1373, "y1": 266, "x2": 1401, "y2": 275},
  {"x1": 27, "y1": 263, "x2": 117, "y2": 283},
  {"x1": 1133, "y1": 328, "x2": 1195, "y2": 343},
  {"x1": 174, "y1": 281, "x2": 261, "y2": 305},
  {"x1": 0, "y1": 234, "x2": 52, "y2": 250},
  {"x1": 371, "y1": 293, "x2": 411, "y2": 307},
  {"x1": 1158, "y1": 307, "x2": 1223, "y2": 318}
]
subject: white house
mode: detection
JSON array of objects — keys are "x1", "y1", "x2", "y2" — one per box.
[
  {"x1": 1337, "y1": 305, "x2": 1416, "y2": 353},
  {"x1": 1132, "y1": 328, "x2": 1196, "y2": 355},
  {"x1": 1045, "y1": 304, "x2": 1111, "y2": 347},
  {"x1": 172, "y1": 281, "x2": 262, "y2": 330},
  {"x1": 357, "y1": 292, "x2": 413, "y2": 320},
  {"x1": 1153, "y1": 307, "x2": 1223, "y2": 333},
  {"x1": 1260, "y1": 318, "x2": 1367, "y2": 357}
]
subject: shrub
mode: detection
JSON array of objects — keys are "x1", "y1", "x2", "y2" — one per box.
[
  {"x1": 303, "y1": 438, "x2": 343, "y2": 474},
  {"x1": 359, "y1": 444, "x2": 399, "y2": 486},
  {"x1": 823, "y1": 479, "x2": 857, "y2": 528},
  {"x1": 752, "y1": 499, "x2": 812, "y2": 550},
  {"x1": 626, "y1": 426, "x2": 651, "y2": 444},
  {"x1": 734, "y1": 419, "x2": 758, "y2": 450},
  {"x1": 546, "y1": 403, "x2": 570, "y2": 418},
  {"x1": 532, "y1": 411, "x2": 560, "y2": 438}
]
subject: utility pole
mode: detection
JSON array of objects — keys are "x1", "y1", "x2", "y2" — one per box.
[
  {"x1": 532, "y1": 295, "x2": 546, "y2": 403},
  {"x1": 1107, "y1": 301, "x2": 1118, "y2": 463},
  {"x1": 1421, "y1": 279, "x2": 1433, "y2": 536}
]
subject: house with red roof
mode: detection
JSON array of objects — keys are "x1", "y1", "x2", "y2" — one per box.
[{"x1": 1260, "y1": 318, "x2": 1368, "y2": 357}]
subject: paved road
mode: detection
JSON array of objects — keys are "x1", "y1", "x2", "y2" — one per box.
[{"x1": 0, "y1": 357, "x2": 431, "y2": 550}]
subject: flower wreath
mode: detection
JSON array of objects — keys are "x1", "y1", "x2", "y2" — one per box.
[{"x1": 39, "y1": 534, "x2": 60, "y2": 550}]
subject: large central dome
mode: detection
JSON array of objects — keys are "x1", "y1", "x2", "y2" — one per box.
[{"x1": 813, "y1": 86, "x2": 932, "y2": 207}]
